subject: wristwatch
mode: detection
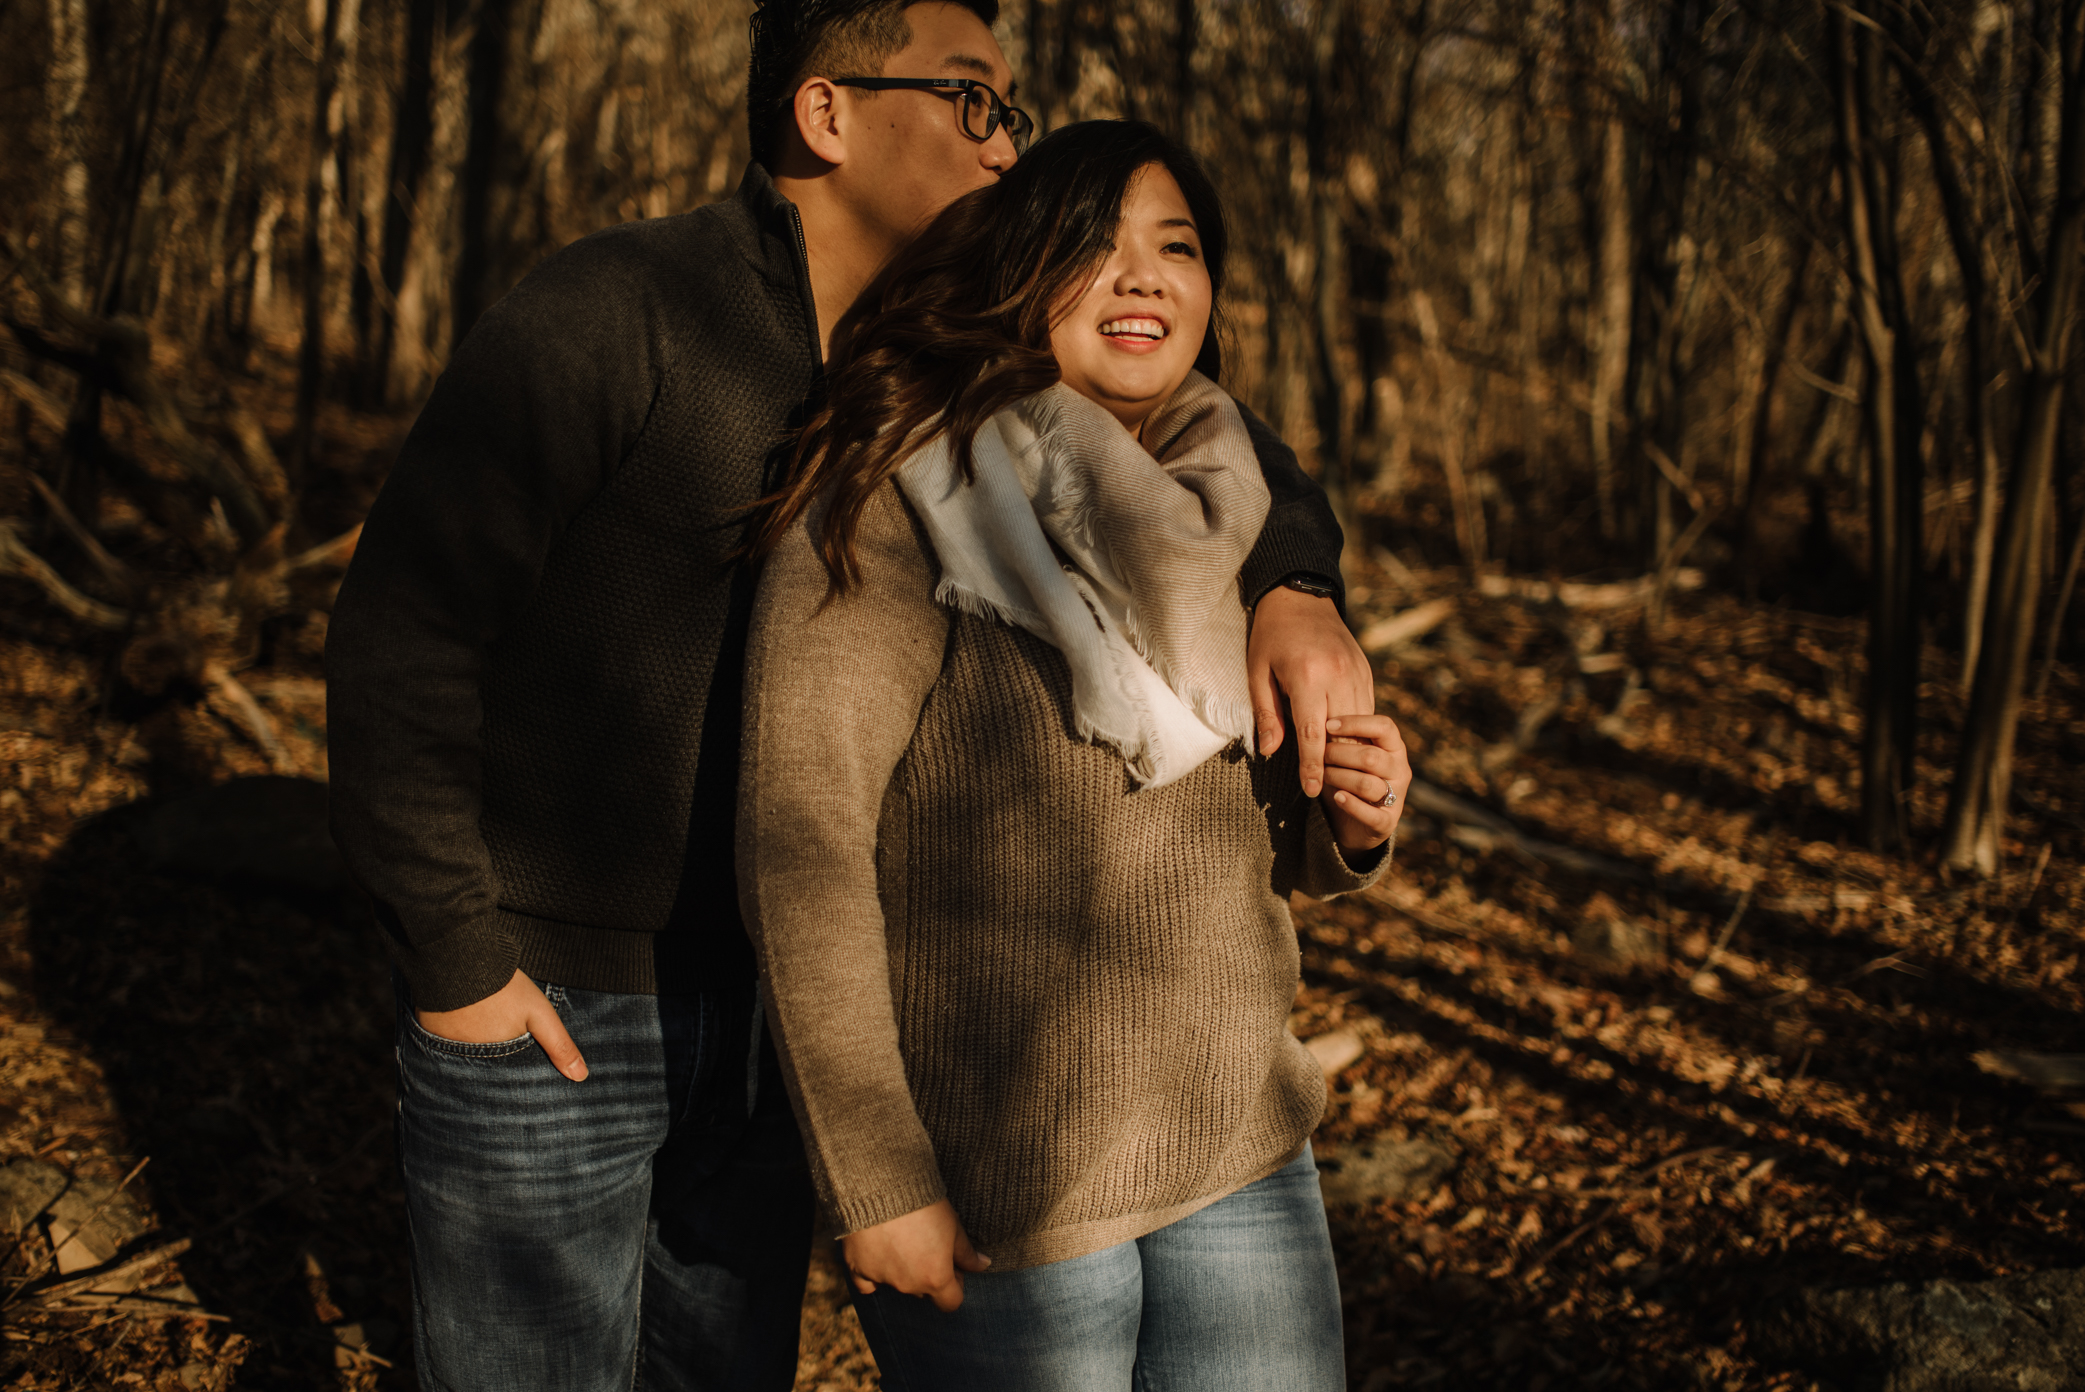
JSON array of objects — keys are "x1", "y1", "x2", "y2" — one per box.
[{"x1": 1278, "y1": 572, "x2": 1339, "y2": 600}]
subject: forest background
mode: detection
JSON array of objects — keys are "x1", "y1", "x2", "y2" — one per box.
[{"x1": 1, "y1": 0, "x2": 2084, "y2": 1388}]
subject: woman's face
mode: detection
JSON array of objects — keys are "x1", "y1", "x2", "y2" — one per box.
[{"x1": 1048, "y1": 164, "x2": 1213, "y2": 438}]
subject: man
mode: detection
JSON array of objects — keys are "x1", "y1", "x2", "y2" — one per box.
[{"x1": 326, "y1": 2, "x2": 1371, "y2": 1388}]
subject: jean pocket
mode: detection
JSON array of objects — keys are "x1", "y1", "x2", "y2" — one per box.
[
  {"x1": 402, "y1": 1009, "x2": 538, "y2": 1060},
  {"x1": 394, "y1": 976, "x2": 566, "y2": 1061}
]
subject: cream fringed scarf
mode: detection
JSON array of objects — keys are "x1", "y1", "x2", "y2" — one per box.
[{"x1": 896, "y1": 371, "x2": 1270, "y2": 789}]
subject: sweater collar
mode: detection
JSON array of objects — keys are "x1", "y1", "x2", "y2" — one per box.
[
  {"x1": 736, "y1": 160, "x2": 803, "y2": 251},
  {"x1": 735, "y1": 160, "x2": 821, "y2": 370}
]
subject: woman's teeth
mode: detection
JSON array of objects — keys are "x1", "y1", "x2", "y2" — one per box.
[{"x1": 1100, "y1": 318, "x2": 1166, "y2": 341}]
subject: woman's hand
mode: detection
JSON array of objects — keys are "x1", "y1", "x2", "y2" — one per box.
[
  {"x1": 1319, "y1": 713, "x2": 1410, "y2": 853},
  {"x1": 841, "y1": 1199, "x2": 991, "y2": 1313}
]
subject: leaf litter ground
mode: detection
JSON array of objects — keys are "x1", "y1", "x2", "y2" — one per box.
[{"x1": 0, "y1": 553, "x2": 2080, "y2": 1390}]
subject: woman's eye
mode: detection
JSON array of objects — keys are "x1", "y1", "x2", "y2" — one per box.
[{"x1": 1164, "y1": 241, "x2": 1198, "y2": 256}]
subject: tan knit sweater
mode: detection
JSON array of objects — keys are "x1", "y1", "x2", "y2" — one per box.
[{"x1": 736, "y1": 484, "x2": 1389, "y2": 1271}]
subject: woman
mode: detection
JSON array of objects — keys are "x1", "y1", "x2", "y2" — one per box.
[{"x1": 737, "y1": 120, "x2": 1407, "y2": 1390}]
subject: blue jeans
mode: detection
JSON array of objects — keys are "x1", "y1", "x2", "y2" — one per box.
[
  {"x1": 395, "y1": 978, "x2": 813, "y2": 1392},
  {"x1": 856, "y1": 1146, "x2": 1345, "y2": 1391}
]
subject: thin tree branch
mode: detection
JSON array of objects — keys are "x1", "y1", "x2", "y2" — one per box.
[
  {"x1": 0, "y1": 521, "x2": 131, "y2": 629},
  {"x1": 3, "y1": 462, "x2": 140, "y2": 601},
  {"x1": 202, "y1": 659, "x2": 293, "y2": 771},
  {"x1": 0, "y1": 369, "x2": 69, "y2": 435}
]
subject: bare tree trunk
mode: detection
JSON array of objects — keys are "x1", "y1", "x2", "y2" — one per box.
[
  {"x1": 1173, "y1": 0, "x2": 1196, "y2": 136},
  {"x1": 1942, "y1": 0, "x2": 2085, "y2": 874},
  {"x1": 1899, "y1": 24, "x2": 2004, "y2": 687},
  {"x1": 333, "y1": 0, "x2": 371, "y2": 410},
  {"x1": 454, "y1": 0, "x2": 515, "y2": 343},
  {"x1": 44, "y1": 0, "x2": 90, "y2": 308},
  {"x1": 291, "y1": 0, "x2": 349, "y2": 488},
  {"x1": 1310, "y1": 187, "x2": 1351, "y2": 523},
  {"x1": 1834, "y1": 6, "x2": 1925, "y2": 853},
  {"x1": 1962, "y1": 371, "x2": 2005, "y2": 683},
  {"x1": 1734, "y1": 238, "x2": 1810, "y2": 587},
  {"x1": 366, "y1": 0, "x2": 447, "y2": 407},
  {"x1": 1590, "y1": 113, "x2": 1630, "y2": 542},
  {"x1": 2041, "y1": 506, "x2": 2085, "y2": 696},
  {"x1": 100, "y1": 0, "x2": 229, "y2": 318},
  {"x1": 1411, "y1": 288, "x2": 1482, "y2": 572},
  {"x1": 1624, "y1": 0, "x2": 1700, "y2": 568},
  {"x1": 1306, "y1": 0, "x2": 1357, "y2": 561}
]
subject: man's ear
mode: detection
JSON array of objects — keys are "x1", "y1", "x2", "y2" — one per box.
[{"x1": 793, "y1": 77, "x2": 848, "y2": 168}]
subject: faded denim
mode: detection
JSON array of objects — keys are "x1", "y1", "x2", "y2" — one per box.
[
  {"x1": 856, "y1": 1145, "x2": 1345, "y2": 1391},
  {"x1": 395, "y1": 978, "x2": 813, "y2": 1392}
]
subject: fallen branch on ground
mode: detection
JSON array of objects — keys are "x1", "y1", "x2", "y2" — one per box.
[
  {"x1": 1972, "y1": 1050, "x2": 2085, "y2": 1091},
  {"x1": 202, "y1": 661, "x2": 293, "y2": 772},
  {"x1": 1359, "y1": 597, "x2": 1458, "y2": 653},
  {"x1": 9, "y1": 1238, "x2": 193, "y2": 1310},
  {"x1": 1476, "y1": 570, "x2": 1704, "y2": 609},
  {"x1": 0, "y1": 521, "x2": 129, "y2": 629},
  {"x1": 2, "y1": 1159, "x2": 154, "y2": 1309},
  {"x1": 1404, "y1": 779, "x2": 1647, "y2": 881},
  {"x1": 6, "y1": 462, "x2": 140, "y2": 601}
]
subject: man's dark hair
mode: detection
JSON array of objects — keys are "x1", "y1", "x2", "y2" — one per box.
[{"x1": 748, "y1": 0, "x2": 1002, "y2": 169}]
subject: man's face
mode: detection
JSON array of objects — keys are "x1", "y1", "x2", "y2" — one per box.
[{"x1": 836, "y1": 3, "x2": 1018, "y2": 242}]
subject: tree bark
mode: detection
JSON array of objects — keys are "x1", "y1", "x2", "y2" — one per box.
[
  {"x1": 1897, "y1": 21, "x2": 2003, "y2": 688},
  {"x1": 366, "y1": 0, "x2": 439, "y2": 407},
  {"x1": 2041, "y1": 508, "x2": 2085, "y2": 697},
  {"x1": 44, "y1": 0, "x2": 91, "y2": 308},
  {"x1": 1173, "y1": 0, "x2": 1196, "y2": 134},
  {"x1": 1941, "y1": 0, "x2": 2085, "y2": 874},
  {"x1": 1833, "y1": 6, "x2": 1925, "y2": 853},
  {"x1": 454, "y1": 0, "x2": 515, "y2": 344},
  {"x1": 1735, "y1": 238, "x2": 1811, "y2": 587},
  {"x1": 290, "y1": 0, "x2": 349, "y2": 488},
  {"x1": 1590, "y1": 113, "x2": 1631, "y2": 542},
  {"x1": 1624, "y1": 0, "x2": 1700, "y2": 569},
  {"x1": 1306, "y1": 0, "x2": 1357, "y2": 558}
]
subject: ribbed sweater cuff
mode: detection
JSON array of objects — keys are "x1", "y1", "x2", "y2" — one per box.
[
  {"x1": 830, "y1": 1170, "x2": 949, "y2": 1238},
  {"x1": 382, "y1": 913, "x2": 518, "y2": 1014},
  {"x1": 504, "y1": 910, "x2": 755, "y2": 996},
  {"x1": 1302, "y1": 800, "x2": 1393, "y2": 898},
  {"x1": 1240, "y1": 534, "x2": 1347, "y2": 616}
]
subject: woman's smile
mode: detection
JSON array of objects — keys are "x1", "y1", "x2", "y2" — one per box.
[{"x1": 1098, "y1": 315, "x2": 1170, "y2": 349}]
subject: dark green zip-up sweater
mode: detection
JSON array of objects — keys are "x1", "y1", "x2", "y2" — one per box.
[{"x1": 326, "y1": 163, "x2": 1347, "y2": 1013}]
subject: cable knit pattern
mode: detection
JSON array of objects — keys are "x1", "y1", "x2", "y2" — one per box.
[{"x1": 737, "y1": 483, "x2": 1389, "y2": 1272}]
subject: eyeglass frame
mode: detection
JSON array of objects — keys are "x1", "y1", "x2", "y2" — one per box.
[{"x1": 830, "y1": 77, "x2": 1035, "y2": 154}]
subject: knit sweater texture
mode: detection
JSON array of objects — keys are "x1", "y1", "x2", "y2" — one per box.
[
  {"x1": 327, "y1": 165, "x2": 1350, "y2": 1014},
  {"x1": 736, "y1": 482, "x2": 1390, "y2": 1271}
]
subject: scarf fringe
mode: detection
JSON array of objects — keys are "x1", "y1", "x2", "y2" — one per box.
[{"x1": 933, "y1": 576, "x2": 1044, "y2": 634}]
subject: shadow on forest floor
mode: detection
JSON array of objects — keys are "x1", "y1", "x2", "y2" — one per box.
[
  {"x1": 2, "y1": 544, "x2": 2084, "y2": 1390},
  {"x1": 21, "y1": 794, "x2": 405, "y2": 1389}
]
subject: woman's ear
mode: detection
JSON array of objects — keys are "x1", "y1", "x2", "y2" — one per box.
[{"x1": 793, "y1": 77, "x2": 848, "y2": 168}]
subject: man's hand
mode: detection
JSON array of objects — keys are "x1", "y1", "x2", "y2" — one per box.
[
  {"x1": 415, "y1": 968, "x2": 589, "y2": 1081},
  {"x1": 1248, "y1": 586, "x2": 1374, "y2": 796},
  {"x1": 840, "y1": 1199, "x2": 990, "y2": 1313},
  {"x1": 1320, "y1": 714, "x2": 1410, "y2": 853}
]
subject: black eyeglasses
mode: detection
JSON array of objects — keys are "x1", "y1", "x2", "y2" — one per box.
[{"x1": 832, "y1": 77, "x2": 1035, "y2": 155}]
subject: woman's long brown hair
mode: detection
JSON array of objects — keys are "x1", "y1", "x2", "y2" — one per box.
[{"x1": 744, "y1": 119, "x2": 1230, "y2": 592}]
